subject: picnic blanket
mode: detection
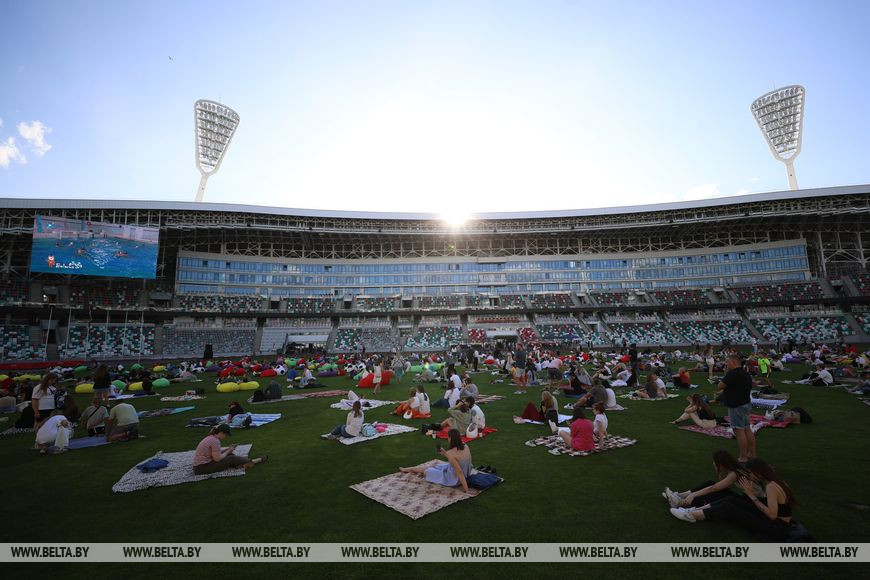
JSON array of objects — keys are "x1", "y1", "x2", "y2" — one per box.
[
  {"x1": 678, "y1": 424, "x2": 735, "y2": 439},
  {"x1": 618, "y1": 393, "x2": 679, "y2": 401},
  {"x1": 524, "y1": 434, "x2": 637, "y2": 457},
  {"x1": 247, "y1": 394, "x2": 304, "y2": 404},
  {"x1": 518, "y1": 413, "x2": 572, "y2": 425},
  {"x1": 474, "y1": 394, "x2": 506, "y2": 405},
  {"x1": 138, "y1": 406, "x2": 195, "y2": 419},
  {"x1": 188, "y1": 414, "x2": 282, "y2": 428},
  {"x1": 350, "y1": 460, "x2": 499, "y2": 519},
  {"x1": 329, "y1": 400, "x2": 399, "y2": 411},
  {"x1": 563, "y1": 403, "x2": 626, "y2": 411},
  {"x1": 160, "y1": 395, "x2": 206, "y2": 402},
  {"x1": 109, "y1": 393, "x2": 158, "y2": 401},
  {"x1": 751, "y1": 397, "x2": 787, "y2": 409},
  {"x1": 112, "y1": 444, "x2": 253, "y2": 493},
  {"x1": 0, "y1": 427, "x2": 34, "y2": 436},
  {"x1": 332, "y1": 423, "x2": 418, "y2": 445},
  {"x1": 434, "y1": 426, "x2": 497, "y2": 444},
  {"x1": 298, "y1": 390, "x2": 349, "y2": 399}
]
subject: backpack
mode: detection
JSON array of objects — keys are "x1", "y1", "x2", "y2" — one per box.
[
  {"x1": 251, "y1": 389, "x2": 266, "y2": 402},
  {"x1": 360, "y1": 423, "x2": 377, "y2": 437},
  {"x1": 53, "y1": 387, "x2": 68, "y2": 410}
]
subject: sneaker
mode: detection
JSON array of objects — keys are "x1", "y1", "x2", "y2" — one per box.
[
  {"x1": 547, "y1": 448, "x2": 561, "y2": 455},
  {"x1": 669, "y1": 507, "x2": 696, "y2": 523},
  {"x1": 548, "y1": 420, "x2": 558, "y2": 434},
  {"x1": 524, "y1": 440, "x2": 537, "y2": 447},
  {"x1": 665, "y1": 489, "x2": 683, "y2": 508}
]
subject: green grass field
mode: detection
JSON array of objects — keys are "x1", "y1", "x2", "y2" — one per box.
[{"x1": 3, "y1": 361, "x2": 867, "y2": 578}]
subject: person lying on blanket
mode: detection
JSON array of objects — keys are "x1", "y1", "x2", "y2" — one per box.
[
  {"x1": 662, "y1": 449, "x2": 750, "y2": 509},
  {"x1": 399, "y1": 428, "x2": 472, "y2": 494},
  {"x1": 324, "y1": 400, "x2": 364, "y2": 439},
  {"x1": 765, "y1": 407, "x2": 812, "y2": 425},
  {"x1": 634, "y1": 373, "x2": 668, "y2": 399},
  {"x1": 668, "y1": 458, "x2": 801, "y2": 542},
  {"x1": 193, "y1": 424, "x2": 268, "y2": 475},
  {"x1": 554, "y1": 406, "x2": 595, "y2": 452},
  {"x1": 670, "y1": 394, "x2": 717, "y2": 428}
]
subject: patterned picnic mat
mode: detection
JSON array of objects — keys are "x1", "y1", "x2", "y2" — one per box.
[
  {"x1": 111, "y1": 444, "x2": 253, "y2": 493},
  {"x1": 524, "y1": 434, "x2": 637, "y2": 456},
  {"x1": 474, "y1": 394, "x2": 506, "y2": 404},
  {"x1": 618, "y1": 393, "x2": 679, "y2": 401},
  {"x1": 334, "y1": 423, "x2": 418, "y2": 445},
  {"x1": 678, "y1": 424, "x2": 734, "y2": 439},
  {"x1": 329, "y1": 400, "x2": 399, "y2": 411},
  {"x1": 350, "y1": 460, "x2": 481, "y2": 519}
]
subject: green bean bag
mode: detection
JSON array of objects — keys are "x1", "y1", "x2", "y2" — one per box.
[{"x1": 152, "y1": 378, "x2": 171, "y2": 388}]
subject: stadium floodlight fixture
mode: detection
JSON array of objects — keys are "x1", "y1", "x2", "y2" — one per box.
[
  {"x1": 194, "y1": 99, "x2": 240, "y2": 202},
  {"x1": 750, "y1": 85, "x2": 805, "y2": 191}
]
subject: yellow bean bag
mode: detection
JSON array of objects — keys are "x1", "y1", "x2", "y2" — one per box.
[
  {"x1": 14, "y1": 374, "x2": 42, "y2": 382},
  {"x1": 0, "y1": 375, "x2": 8, "y2": 382},
  {"x1": 127, "y1": 382, "x2": 144, "y2": 392},
  {"x1": 217, "y1": 382, "x2": 241, "y2": 393},
  {"x1": 75, "y1": 383, "x2": 94, "y2": 394},
  {"x1": 238, "y1": 381, "x2": 260, "y2": 391},
  {"x1": 153, "y1": 365, "x2": 166, "y2": 373}
]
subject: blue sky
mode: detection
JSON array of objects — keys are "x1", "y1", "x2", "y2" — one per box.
[{"x1": 1, "y1": 0, "x2": 868, "y2": 213}]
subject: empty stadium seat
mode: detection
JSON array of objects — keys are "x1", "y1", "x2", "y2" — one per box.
[
  {"x1": 732, "y1": 282, "x2": 825, "y2": 304},
  {"x1": 286, "y1": 297, "x2": 335, "y2": 313},
  {"x1": 0, "y1": 325, "x2": 38, "y2": 360},
  {"x1": 751, "y1": 316, "x2": 851, "y2": 343},
  {"x1": 404, "y1": 327, "x2": 462, "y2": 350},
  {"x1": 162, "y1": 326, "x2": 254, "y2": 356},
  {"x1": 528, "y1": 293, "x2": 574, "y2": 309},
  {"x1": 652, "y1": 289, "x2": 711, "y2": 307},
  {"x1": 606, "y1": 321, "x2": 678, "y2": 344},
  {"x1": 671, "y1": 319, "x2": 753, "y2": 344},
  {"x1": 60, "y1": 324, "x2": 156, "y2": 357}
]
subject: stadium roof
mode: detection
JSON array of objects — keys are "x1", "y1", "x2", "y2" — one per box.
[{"x1": 1, "y1": 183, "x2": 868, "y2": 221}]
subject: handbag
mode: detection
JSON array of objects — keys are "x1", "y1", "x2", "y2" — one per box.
[{"x1": 466, "y1": 423, "x2": 479, "y2": 439}]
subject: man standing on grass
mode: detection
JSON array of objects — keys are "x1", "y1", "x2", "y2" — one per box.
[{"x1": 717, "y1": 354, "x2": 755, "y2": 462}]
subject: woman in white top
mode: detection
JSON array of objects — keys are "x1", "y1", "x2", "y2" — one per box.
[
  {"x1": 372, "y1": 361, "x2": 383, "y2": 394},
  {"x1": 604, "y1": 386, "x2": 618, "y2": 409},
  {"x1": 31, "y1": 373, "x2": 59, "y2": 428},
  {"x1": 411, "y1": 385, "x2": 431, "y2": 417},
  {"x1": 35, "y1": 409, "x2": 71, "y2": 454},
  {"x1": 591, "y1": 402, "x2": 608, "y2": 441},
  {"x1": 325, "y1": 401, "x2": 364, "y2": 439}
]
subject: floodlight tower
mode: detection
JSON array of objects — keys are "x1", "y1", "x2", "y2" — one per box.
[
  {"x1": 750, "y1": 85, "x2": 805, "y2": 190},
  {"x1": 194, "y1": 99, "x2": 240, "y2": 202}
]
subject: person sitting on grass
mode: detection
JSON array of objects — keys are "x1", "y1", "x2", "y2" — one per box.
[
  {"x1": 193, "y1": 424, "x2": 268, "y2": 474},
  {"x1": 668, "y1": 458, "x2": 800, "y2": 542},
  {"x1": 634, "y1": 372, "x2": 667, "y2": 399},
  {"x1": 34, "y1": 409, "x2": 72, "y2": 454},
  {"x1": 400, "y1": 428, "x2": 472, "y2": 494},
  {"x1": 591, "y1": 402, "x2": 608, "y2": 441},
  {"x1": 79, "y1": 397, "x2": 109, "y2": 436},
  {"x1": 105, "y1": 401, "x2": 140, "y2": 442},
  {"x1": 553, "y1": 406, "x2": 594, "y2": 454},
  {"x1": 576, "y1": 380, "x2": 607, "y2": 407},
  {"x1": 432, "y1": 378, "x2": 461, "y2": 409},
  {"x1": 663, "y1": 450, "x2": 747, "y2": 509},
  {"x1": 267, "y1": 379, "x2": 282, "y2": 400},
  {"x1": 439, "y1": 398, "x2": 472, "y2": 434},
  {"x1": 670, "y1": 394, "x2": 717, "y2": 428},
  {"x1": 467, "y1": 396, "x2": 485, "y2": 431},
  {"x1": 519, "y1": 389, "x2": 560, "y2": 431},
  {"x1": 460, "y1": 375, "x2": 479, "y2": 399},
  {"x1": 324, "y1": 400, "x2": 364, "y2": 440},
  {"x1": 672, "y1": 367, "x2": 692, "y2": 389},
  {"x1": 394, "y1": 387, "x2": 420, "y2": 417}
]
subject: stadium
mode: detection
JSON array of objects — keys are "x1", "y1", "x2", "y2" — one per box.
[{"x1": 1, "y1": 184, "x2": 868, "y2": 361}]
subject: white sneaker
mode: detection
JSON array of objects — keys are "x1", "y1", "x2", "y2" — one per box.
[
  {"x1": 669, "y1": 507, "x2": 696, "y2": 523},
  {"x1": 665, "y1": 489, "x2": 683, "y2": 508},
  {"x1": 548, "y1": 448, "x2": 561, "y2": 455},
  {"x1": 548, "y1": 420, "x2": 558, "y2": 434}
]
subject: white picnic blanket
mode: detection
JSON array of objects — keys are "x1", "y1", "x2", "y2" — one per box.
[
  {"x1": 333, "y1": 423, "x2": 417, "y2": 445},
  {"x1": 330, "y1": 399, "x2": 399, "y2": 411},
  {"x1": 111, "y1": 444, "x2": 253, "y2": 493}
]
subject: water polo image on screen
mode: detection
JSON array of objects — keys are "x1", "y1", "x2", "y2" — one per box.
[{"x1": 30, "y1": 215, "x2": 159, "y2": 279}]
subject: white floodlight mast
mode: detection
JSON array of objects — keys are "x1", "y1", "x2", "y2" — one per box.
[
  {"x1": 194, "y1": 99, "x2": 240, "y2": 202},
  {"x1": 750, "y1": 85, "x2": 805, "y2": 191}
]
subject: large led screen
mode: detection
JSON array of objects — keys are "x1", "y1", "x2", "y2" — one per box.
[{"x1": 30, "y1": 215, "x2": 159, "y2": 279}]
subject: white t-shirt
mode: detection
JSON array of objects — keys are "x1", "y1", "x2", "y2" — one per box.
[
  {"x1": 450, "y1": 374, "x2": 463, "y2": 390},
  {"x1": 345, "y1": 411, "x2": 364, "y2": 437},
  {"x1": 655, "y1": 378, "x2": 666, "y2": 391},
  {"x1": 411, "y1": 392, "x2": 431, "y2": 414},
  {"x1": 816, "y1": 369, "x2": 834, "y2": 385},
  {"x1": 605, "y1": 388, "x2": 617, "y2": 408},
  {"x1": 32, "y1": 385, "x2": 56, "y2": 411},
  {"x1": 36, "y1": 414, "x2": 67, "y2": 441},
  {"x1": 447, "y1": 387, "x2": 461, "y2": 408},
  {"x1": 593, "y1": 413, "x2": 608, "y2": 435},
  {"x1": 470, "y1": 404, "x2": 486, "y2": 428}
]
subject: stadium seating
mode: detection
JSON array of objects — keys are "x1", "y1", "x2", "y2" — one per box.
[
  {"x1": 418, "y1": 295, "x2": 463, "y2": 310},
  {"x1": 731, "y1": 282, "x2": 825, "y2": 304},
  {"x1": 466, "y1": 295, "x2": 487, "y2": 308},
  {"x1": 178, "y1": 294, "x2": 264, "y2": 313},
  {"x1": 528, "y1": 293, "x2": 574, "y2": 309},
  {"x1": 333, "y1": 328, "x2": 361, "y2": 351},
  {"x1": 0, "y1": 325, "x2": 38, "y2": 360},
  {"x1": 605, "y1": 321, "x2": 679, "y2": 345},
  {"x1": 467, "y1": 328, "x2": 487, "y2": 343},
  {"x1": 652, "y1": 289, "x2": 711, "y2": 307},
  {"x1": 671, "y1": 319, "x2": 754, "y2": 344},
  {"x1": 360, "y1": 328, "x2": 395, "y2": 351},
  {"x1": 162, "y1": 326, "x2": 254, "y2": 356},
  {"x1": 518, "y1": 326, "x2": 539, "y2": 343},
  {"x1": 61, "y1": 324, "x2": 156, "y2": 357},
  {"x1": 751, "y1": 316, "x2": 852, "y2": 343},
  {"x1": 852, "y1": 274, "x2": 870, "y2": 297},
  {"x1": 591, "y1": 292, "x2": 631, "y2": 307},
  {"x1": 115, "y1": 285, "x2": 141, "y2": 309},
  {"x1": 404, "y1": 327, "x2": 462, "y2": 350},
  {"x1": 0, "y1": 279, "x2": 28, "y2": 305},
  {"x1": 286, "y1": 297, "x2": 335, "y2": 313},
  {"x1": 356, "y1": 297, "x2": 396, "y2": 312},
  {"x1": 535, "y1": 323, "x2": 603, "y2": 344},
  {"x1": 497, "y1": 294, "x2": 527, "y2": 309},
  {"x1": 856, "y1": 312, "x2": 870, "y2": 334},
  {"x1": 69, "y1": 286, "x2": 114, "y2": 309}
]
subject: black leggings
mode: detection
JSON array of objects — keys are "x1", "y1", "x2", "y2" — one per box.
[
  {"x1": 688, "y1": 480, "x2": 736, "y2": 507},
  {"x1": 702, "y1": 495, "x2": 791, "y2": 541}
]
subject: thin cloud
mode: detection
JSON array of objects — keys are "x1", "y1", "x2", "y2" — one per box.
[
  {"x1": 17, "y1": 120, "x2": 52, "y2": 156},
  {"x1": 0, "y1": 137, "x2": 27, "y2": 167}
]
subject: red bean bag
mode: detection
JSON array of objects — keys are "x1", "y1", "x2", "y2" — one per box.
[
  {"x1": 260, "y1": 368, "x2": 277, "y2": 378},
  {"x1": 233, "y1": 368, "x2": 246, "y2": 377},
  {"x1": 357, "y1": 374, "x2": 375, "y2": 388},
  {"x1": 297, "y1": 358, "x2": 306, "y2": 365},
  {"x1": 219, "y1": 367, "x2": 235, "y2": 378},
  {"x1": 380, "y1": 369, "x2": 394, "y2": 386},
  {"x1": 338, "y1": 369, "x2": 346, "y2": 376},
  {"x1": 251, "y1": 364, "x2": 263, "y2": 372}
]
